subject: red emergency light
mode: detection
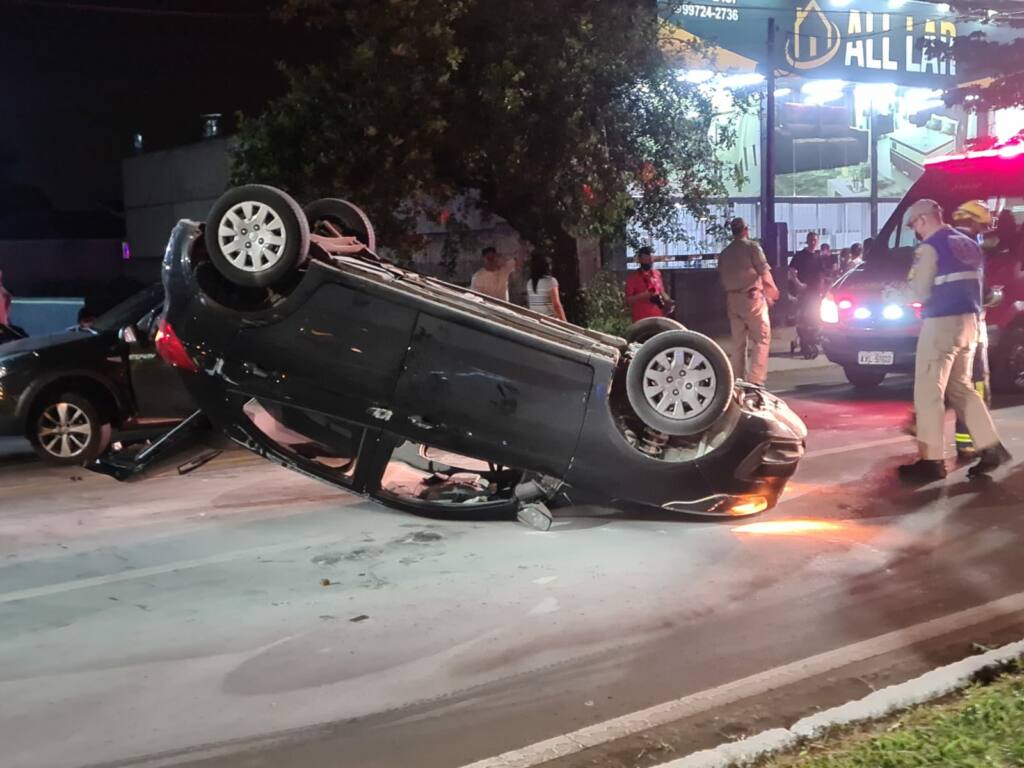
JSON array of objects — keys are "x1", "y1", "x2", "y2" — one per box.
[{"x1": 925, "y1": 135, "x2": 1024, "y2": 167}]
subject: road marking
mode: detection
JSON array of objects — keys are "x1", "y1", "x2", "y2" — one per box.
[
  {"x1": 803, "y1": 435, "x2": 911, "y2": 460},
  {"x1": 0, "y1": 537, "x2": 341, "y2": 604},
  {"x1": 456, "y1": 589, "x2": 1024, "y2": 768},
  {"x1": 527, "y1": 597, "x2": 560, "y2": 616}
]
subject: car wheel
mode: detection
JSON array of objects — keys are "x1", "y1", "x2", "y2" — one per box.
[
  {"x1": 305, "y1": 198, "x2": 377, "y2": 252},
  {"x1": 843, "y1": 366, "x2": 886, "y2": 389},
  {"x1": 623, "y1": 317, "x2": 685, "y2": 345},
  {"x1": 625, "y1": 330, "x2": 734, "y2": 437},
  {"x1": 205, "y1": 185, "x2": 310, "y2": 288},
  {"x1": 29, "y1": 392, "x2": 111, "y2": 466},
  {"x1": 993, "y1": 326, "x2": 1024, "y2": 393}
]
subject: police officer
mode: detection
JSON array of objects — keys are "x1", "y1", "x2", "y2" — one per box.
[
  {"x1": 717, "y1": 217, "x2": 780, "y2": 386},
  {"x1": 899, "y1": 199, "x2": 1011, "y2": 482}
]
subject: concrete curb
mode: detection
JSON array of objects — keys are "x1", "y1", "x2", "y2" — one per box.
[{"x1": 657, "y1": 639, "x2": 1024, "y2": 768}]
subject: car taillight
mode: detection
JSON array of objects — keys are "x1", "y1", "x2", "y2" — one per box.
[
  {"x1": 911, "y1": 301, "x2": 923, "y2": 319},
  {"x1": 820, "y1": 294, "x2": 839, "y2": 324},
  {"x1": 155, "y1": 319, "x2": 199, "y2": 373}
]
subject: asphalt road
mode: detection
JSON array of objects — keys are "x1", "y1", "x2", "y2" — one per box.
[{"x1": 3, "y1": 366, "x2": 1024, "y2": 768}]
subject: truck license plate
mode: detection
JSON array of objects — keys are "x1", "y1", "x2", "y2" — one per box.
[{"x1": 858, "y1": 351, "x2": 894, "y2": 365}]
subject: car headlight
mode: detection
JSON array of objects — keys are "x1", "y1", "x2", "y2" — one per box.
[
  {"x1": 882, "y1": 304, "x2": 904, "y2": 320},
  {"x1": 0, "y1": 353, "x2": 32, "y2": 378},
  {"x1": 820, "y1": 295, "x2": 839, "y2": 324}
]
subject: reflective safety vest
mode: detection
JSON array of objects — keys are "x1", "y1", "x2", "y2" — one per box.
[{"x1": 922, "y1": 227, "x2": 983, "y2": 319}]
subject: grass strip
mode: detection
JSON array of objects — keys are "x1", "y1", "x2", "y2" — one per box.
[{"x1": 760, "y1": 668, "x2": 1024, "y2": 768}]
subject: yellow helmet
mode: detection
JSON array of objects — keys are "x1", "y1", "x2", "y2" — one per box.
[{"x1": 952, "y1": 200, "x2": 992, "y2": 228}]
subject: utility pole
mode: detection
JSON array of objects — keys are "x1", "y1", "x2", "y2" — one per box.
[
  {"x1": 762, "y1": 17, "x2": 777, "y2": 264},
  {"x1": 762, "y1": 16, "x2": 790, "y2": 323},
  {"x1": 869, "y1": 113, "x2": 879, "y2": 236}
]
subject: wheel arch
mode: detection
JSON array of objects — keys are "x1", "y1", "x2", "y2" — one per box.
[{"x1": 19, "y1": 372, "x2": 124, "y2": 434}]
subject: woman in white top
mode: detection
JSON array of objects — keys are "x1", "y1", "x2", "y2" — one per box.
[{"x1": 526, "y1": 255, "x2": 567, "y2": 321}]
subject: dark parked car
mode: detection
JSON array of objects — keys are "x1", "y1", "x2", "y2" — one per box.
[
  {"x1": 0, "y1": 285, "x2": 194, "y2": 464},
  {"x1": 149, "y1": 185, "x2": 806, "y2": 524},
  {"x1": 0, "y1": 323, "x2": 26, "y2": 345}
]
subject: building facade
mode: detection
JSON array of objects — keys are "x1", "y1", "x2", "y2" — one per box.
[{"x1": 645, "y1": 0, "x2": 1021, "y2": 262}]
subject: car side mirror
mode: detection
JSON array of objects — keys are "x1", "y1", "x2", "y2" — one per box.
[{"x1": 120, "y1": 325, "x2": 138, "y2": 344}]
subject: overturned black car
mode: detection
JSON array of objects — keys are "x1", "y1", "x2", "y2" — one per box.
[{"x1": 133, "y1": 185, "x2": 805, "y2": 526}]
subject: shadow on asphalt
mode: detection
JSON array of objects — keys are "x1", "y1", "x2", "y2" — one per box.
[{"x1": 835, "y1": 466, "x2": 1024, "y2": 668}]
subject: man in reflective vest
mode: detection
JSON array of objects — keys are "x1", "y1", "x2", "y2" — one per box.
[{"x1": 898, "y1": 199, "x2": 1011, "y2": 482}]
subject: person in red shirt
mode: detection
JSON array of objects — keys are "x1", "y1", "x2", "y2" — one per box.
[{"x1": 625, "y1": 246, "x2": 673, "y2": 322}]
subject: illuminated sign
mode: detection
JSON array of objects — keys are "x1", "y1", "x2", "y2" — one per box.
[{"x1": 663, "y1": 0, "x2": 1001, "y2": 86}]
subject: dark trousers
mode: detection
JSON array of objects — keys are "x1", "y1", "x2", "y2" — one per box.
[{"x1": 954, "y1": 341, "x2": 990, "y2": 452}]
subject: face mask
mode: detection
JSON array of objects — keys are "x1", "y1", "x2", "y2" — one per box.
[{"x1": 639, "y1": 262, "x2": 653, "y2": 272}]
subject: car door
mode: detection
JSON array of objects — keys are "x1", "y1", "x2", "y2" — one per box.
[
  {"x1": 392, "y1": 312, "x2": 593, "y2": 478},
  {"x1": 227, "y1": 279, "x2": 419, "y2": 425},
  {"x1": 127, "y1": 306, "x2": 196, "y2": 419}
]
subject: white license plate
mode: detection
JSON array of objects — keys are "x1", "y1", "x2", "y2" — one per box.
[{"x1": 858, "y1": 351, "x2": 894, "y2": 366}]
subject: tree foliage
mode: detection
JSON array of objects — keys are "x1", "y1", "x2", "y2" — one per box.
[
  {"x1": 231, "y1": 0, "x2": 735, "y2": 318},
  {"x1": 933, "y1": 1, "x2": 1024, "y2": 112}
]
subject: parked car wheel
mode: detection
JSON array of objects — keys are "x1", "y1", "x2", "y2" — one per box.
[
  {"x1": 305, "y1": 198, "x2": 377, "y2": 252},
  {"x1": 623, "y1": 317, "x2": 685, "y2": 345},
  {"x1": 29, "y1": 392, "x2": 111, "y2": 465},
  {"x1": 993, "y1": 326, "x2": 1024, "y2": 393},
  {"x1": 205, "y1": 185, "x2": 310, "y2": 288},
  {"x1": 843, "y1": 366, "x2": 886, "y2": 389},
  {"x1": 625, "y1": 330, "x2": 734, "y2": 437}
]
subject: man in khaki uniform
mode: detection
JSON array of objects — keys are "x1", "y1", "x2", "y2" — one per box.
[
  {"x1": 717, "y1": 218, "x2": 780, "y2": 386},
  {"x1": 899, "y1": 199, "x2": 1011, "y2": 482}
]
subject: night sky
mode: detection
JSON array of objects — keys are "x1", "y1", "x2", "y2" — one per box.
[{"x1": 2, "y1": 1, "x2": 316, "y2": 219}]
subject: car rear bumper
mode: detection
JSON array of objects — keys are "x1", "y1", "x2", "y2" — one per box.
[{"x1": 822, "y1": 330, "x2": 917, "y2": 372}]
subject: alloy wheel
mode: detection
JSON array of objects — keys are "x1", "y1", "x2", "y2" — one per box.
[{"x1": 37, "y1": 402, "x2": 93, "y2": 459}]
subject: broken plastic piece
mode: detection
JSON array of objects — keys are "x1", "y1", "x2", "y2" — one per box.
[{"x1": 517, "y1": 501, "x2": 553, "y2": 532}]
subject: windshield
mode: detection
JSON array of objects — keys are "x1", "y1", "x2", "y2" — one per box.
[
  {"x1": 879, "y1": 161, "x2": 1024, "y2": 257},
  {"x1": 91, "y1": 284, "x2": 163, "y2": 333}
]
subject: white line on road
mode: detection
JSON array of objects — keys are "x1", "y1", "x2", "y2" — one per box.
[
  {"x1": 0, "y1": 537, "x2": 339, "y2": 605},
  {"x1": 457, "y1": 589, "x2": 1024, "y2": 768},
  {"x1": 803, "y1": 435, "x2": 912, "y2": 460}
]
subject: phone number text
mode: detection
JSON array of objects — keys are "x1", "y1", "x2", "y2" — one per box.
[{"x1": 677, "y1": 4, "x2": 740, "y2": 22}]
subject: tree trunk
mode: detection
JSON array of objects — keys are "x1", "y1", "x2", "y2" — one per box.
[
  {"x1": 496, "y1": 204, "x2": 585, "y2": 325},
  {"x1": 550, "y1": 228, "x2": 584, "y2": 325}
]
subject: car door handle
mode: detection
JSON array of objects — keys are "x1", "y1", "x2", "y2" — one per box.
[{"x1": 408, "y1": 415, "x2": 435, "y2": 430}]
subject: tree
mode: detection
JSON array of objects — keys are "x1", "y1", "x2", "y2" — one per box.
[
  {"x1": 931, "y1": 1, "x2": 1024, "y2": 112},
  {"x1": 231, "y1": 0, "x2": 735, "y2": 321}
]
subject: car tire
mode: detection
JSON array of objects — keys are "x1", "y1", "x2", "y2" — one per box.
[
  {"x1": 623, "y1": 317, "x2": 685, "y2": 345},
  {"x1": 993, "y1": 326, "x2": 1024, "y2": 393},
  {"x1": 626, "y1": 330, "x2": 734, "y2": 437},
  {"x1": 29, "y1": 392, "x2": 112, "y2": 466},
  {"x1": 305, "y1": 198, "x2": 377, "y2": 253},
  {"x1": 844, "y1": 366, "x2": 886, "y2": 389},
  {"x1": 205, "y1": 185, "x2": 310, "y2": 288}
]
